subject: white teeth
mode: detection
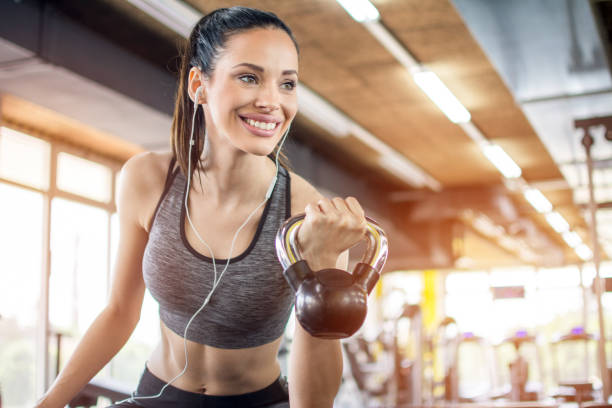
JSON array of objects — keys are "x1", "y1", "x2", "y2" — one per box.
[{"x1": 245, "y1": 118, "x2": 277, "y2": 131}]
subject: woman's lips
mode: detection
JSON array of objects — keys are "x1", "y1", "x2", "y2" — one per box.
[{"x1": 239, "y1": 116, "x2": 281, "y2": 137}]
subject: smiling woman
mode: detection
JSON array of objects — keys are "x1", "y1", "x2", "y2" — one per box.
[
  {"x1": 36, "y1": 6, "x2": 368, "y2": 408},
  {"x1": 183, "y1": 27, "x2": 299, "y2": 162}
]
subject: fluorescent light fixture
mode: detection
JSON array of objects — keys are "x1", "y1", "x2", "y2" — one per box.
[
  {"x1": 125, "y1": 0, "x2": 201, "y2": 37},
  {"x1": 472, "y1": 214, "x2": 504, "y2": 238},
  {"x1": 498, "y1": 236, "x2": 520, "y2": 252},
  {"x1": 298, "y1": 86, "x2": 441, "y2": 190},
  {"x1": 126, "y1": 0, "x2": 441, "y2": 191},
  {"x1": 575, "y1": 243, "x2": 593, "y2": 261},
  {"x1": 562, "y1": 231, "x2": 582, "y2": 248},
  {"x1": 523, "y1": 188, "x2": 553, "y2": 213},
  {"x1": 545, "y1": 211, "x2": 570, "y2": 233},
  {"x1": 297, "y1": 86, "x2": 353, "y2": 137},
  {"x1": 378, "y1": 151, "x2": 442, "y2": 190},
  {"x1": 518, "y1": 247, "x2": 537, "y2": 263},
  {"x1": 458, "y1": 121, "x2": 488, "y2": 145},
  {"x1": 363, "y1": 20, "x2": 419, "y2": 70},
  {"x1": 482, "y1": 144, "x2": 522, "y2": 179},
  {"x1": 412, "y1": 70, "x2": 471, "y2": 124},
  {"x1": 336, "y1": 0, "x2": 380, "y2": 22}
]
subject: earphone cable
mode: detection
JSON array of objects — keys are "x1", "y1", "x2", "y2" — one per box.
[{"x1": 119, "y1": 88, "x2": 290, "y2": 402}]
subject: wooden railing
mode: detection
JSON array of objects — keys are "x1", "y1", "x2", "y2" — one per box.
[{"x1": 68, "y1": 379, "x2": 131, "y2": 408}]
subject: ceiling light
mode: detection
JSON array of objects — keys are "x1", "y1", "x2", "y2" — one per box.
[
  {"x1": 336, "y1": 0, "x2": 380, "y2": 22},
  {"x1": 126, "y1": 0, "x2": 441, "y2": 191},
  {"x1": 545, "y1": 211, "x2": 570, "y2": 233},
  {"x1": 297, "y1": 86, "x2": 352, "y2": 137},
  {"x1": 298, "y1": 86, "x2": 441, "y2": 190},
  {"x1": 412, "y1": 70, "x2": 471, "y2": 124},
  {"x1": 523, "y1": 188, "x2": 553, "y2": 213},
  {"x1": 518, "y1": 247, "x2": 538, "y2": 263},
  {"x1": 562, "y1": 231, "x2": 582, "y2": 248},
  {"x1": 575, "y1": 243, "x2": 593, "y2": 261},
  {"x1": 378, "y1": 152, "x2": 441, "y2": 190},
  {"x1": 472, "y1": 214, "x2": 504, "y2": 238},
  {"x1": 482, "y1": 144, "x2": 522, "y2": 179},
  {"x1": 125, "y1": 0, "x2": 201, "y2": 37},
  {"x1": 362, "y1": 20, "x2": 419, "y2": 70},
  {"x1": 458, "y1": 122, "x2": 488, "y2": 145},
  {"x1": 498, "y1": 236, "x2": 520, "y2": 252}
]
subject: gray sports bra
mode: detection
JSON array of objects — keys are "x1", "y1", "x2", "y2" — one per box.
[{"x1": 142, "y1": 158, "x2": 294, "y2": 348}]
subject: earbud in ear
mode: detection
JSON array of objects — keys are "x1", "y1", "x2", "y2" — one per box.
[{"x1": 194, "y1": 86, "x2": 204, "y2": 105}]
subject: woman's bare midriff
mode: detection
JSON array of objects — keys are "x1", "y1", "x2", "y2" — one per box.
[{"x1": 146, "y1": 319, "x2": 283, "y2": 395}]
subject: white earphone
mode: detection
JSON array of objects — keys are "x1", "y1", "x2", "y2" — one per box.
[{"x1": 118, "y1": 85, "x2": 290, "y2": 403}]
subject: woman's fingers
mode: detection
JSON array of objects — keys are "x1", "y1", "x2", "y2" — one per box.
[
  {"x1": 316, "y1": 198, "x2": 336, "y2": 214},
  {"x1": 314, "y1": 197, "x2": 362, "y2": 217},
  {"x1": 299, "y1": 196, "x2": 368, "y2": 260},
  {"x1": 345, "y1": 196, "x2": 364, "y2": 217},
  {"x1": 331, "y1": 197, "x2": 350, "y2": 213}
]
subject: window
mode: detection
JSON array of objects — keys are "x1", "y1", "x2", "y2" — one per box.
[
  {"x1": 48, "y1": 198, "x2": 110, "y2": 374},
  {"x1": 0, "y1": 127, "x2": 50, "y2": 190},
  {"x1": 57, "y1": 152, "x2": 113, "y2": 203},
  {"x1": 0, "y1": 183, "x2": 44, "y2": 407},
  {"x1": 0, "y1": 127, "x2": 157, "y2": 403}
]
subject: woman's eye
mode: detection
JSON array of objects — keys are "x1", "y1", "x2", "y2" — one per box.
[
  {"x1": 281, "y1": 81, "x2": 296, "y2": 90},
  {"x1": 239, "y1": 74, "x2": 257, "y2": 84}
]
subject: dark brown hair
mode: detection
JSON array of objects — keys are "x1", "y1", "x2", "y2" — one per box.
[{"x1": 171, "y1": 6, "x2": 298, "y2": 187}]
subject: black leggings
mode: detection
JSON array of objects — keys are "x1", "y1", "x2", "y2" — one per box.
[{"x1": 106, "y1": 365, "x2": 289, "y2": 408}]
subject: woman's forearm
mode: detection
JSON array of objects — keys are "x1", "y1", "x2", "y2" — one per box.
[
  {"x1": 288, "y1": 250, "x2": 344, "y2": 408},
  {"x1": 35, "y1": 306, "x2": 140, "y2": 408},
  {"x1": 289, "y1": 332, "x2": 343, "y2": 408}
]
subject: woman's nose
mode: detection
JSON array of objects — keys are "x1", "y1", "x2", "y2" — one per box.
[{"x1": 254, "y1": 83, "x2": 280, "y2": 111}]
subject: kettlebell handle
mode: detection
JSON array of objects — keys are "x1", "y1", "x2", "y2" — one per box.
[
  {"x1": 275, "y1": 213, "x2": 388, "y2": 339},
  {"x1": 275, "y1": 213, "x2": 388, "y2": 273}
]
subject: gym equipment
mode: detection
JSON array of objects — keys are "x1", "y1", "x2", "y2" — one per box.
[
  {"x1": 431, "y1": 317, "x2": 460, "y2": 403},
  {"x1": 343, "y1": 302, "x2": 424, "y2": 407},
  {"x1": 456, "y1": 332, "x2": 497, "y2": 401},
  {"x1": 390, "y1": 304, "x2": 423, "y2": 407},
  {"x1": 275, "y1": 214, "x2": 388, "y2": 339},
  {"x1": 494, "y1": 330, "x2": 544, "y2": 401},
  {"x1": 430, "y1": 320, "x2": 496, "y2": 403},
  {"x1": 551, "y1": 326, "x2": 599, "y2": 404},
  {"x1": 343, "y1": 333, "x2": 394, "y2": 407}
]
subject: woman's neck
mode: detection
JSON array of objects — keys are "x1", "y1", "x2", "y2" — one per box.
[{"x1": 191, "y1": 148, "x2": 277, "y2": 206}]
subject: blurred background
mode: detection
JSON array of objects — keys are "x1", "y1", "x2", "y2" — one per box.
[{"x1": 1, "y1": 0, "x2": 612, "y2": 407}]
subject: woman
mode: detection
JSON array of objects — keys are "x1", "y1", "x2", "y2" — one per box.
[{"x1": 36, "y1": 7, "x2": 367, "y2": 408}]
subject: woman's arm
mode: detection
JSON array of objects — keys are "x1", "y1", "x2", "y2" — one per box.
[
  {"x1": 286, "y1": 176, "x2": 367, "y2": 407},
  {"x1": 288, "y1": 251, "x2": 349, "y2": 408},
  {"x1": 35, "y1": 153, "x2": 160, "y2": 408}
]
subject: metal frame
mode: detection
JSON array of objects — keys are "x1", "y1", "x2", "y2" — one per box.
[{"x1": 575, "y1": 116, "x2": 611, "y2": 401}]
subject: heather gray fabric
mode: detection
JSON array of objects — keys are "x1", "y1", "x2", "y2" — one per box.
[{"x1": 142, "y1": 158, "x2": 294, "y2": 348}]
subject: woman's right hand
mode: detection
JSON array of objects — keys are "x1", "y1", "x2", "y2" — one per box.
[{"x1": 297, "y1": 196, "x2": 367, "y2": 270}]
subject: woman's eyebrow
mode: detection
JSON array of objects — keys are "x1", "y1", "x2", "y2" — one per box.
[{"x1": 232, "y1": 62, "x2": 297, "y2": 76}]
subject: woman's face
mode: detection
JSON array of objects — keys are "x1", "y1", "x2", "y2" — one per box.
[{"x1": 197, "y1": 28, "x2": 299, "y2": 158}]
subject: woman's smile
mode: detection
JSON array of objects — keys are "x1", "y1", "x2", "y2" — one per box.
[{"x1": 238, "y1": 113, "x2": 283, "y2": 137}]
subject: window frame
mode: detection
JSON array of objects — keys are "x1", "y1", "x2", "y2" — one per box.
[{"x1": 0, "y1": 125, "x2": 122, "y2": 395}]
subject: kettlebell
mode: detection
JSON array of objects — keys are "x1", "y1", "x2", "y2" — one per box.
[{"x1": 275, "y1": 214, "x2": 388, "y2": 339}]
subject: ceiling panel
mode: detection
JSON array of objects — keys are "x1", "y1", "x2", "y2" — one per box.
[{"x1": 3, "y1": 0, "x2": 601, "y2": 266}]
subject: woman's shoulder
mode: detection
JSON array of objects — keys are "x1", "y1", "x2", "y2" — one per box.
[
  {"x1": 119, "y1": 150, "x2": 175, "y2": 231},
  {"x1": 288, "y1": 170, "x2": 325, "y2": 215},
  {"x1": 121, "y1": 150, "x2": 174, "y2": 187}
]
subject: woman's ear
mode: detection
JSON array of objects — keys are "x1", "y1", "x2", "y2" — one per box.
[{"x1": 188, "y1": 67, "x2": 207, "y2": 105}]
